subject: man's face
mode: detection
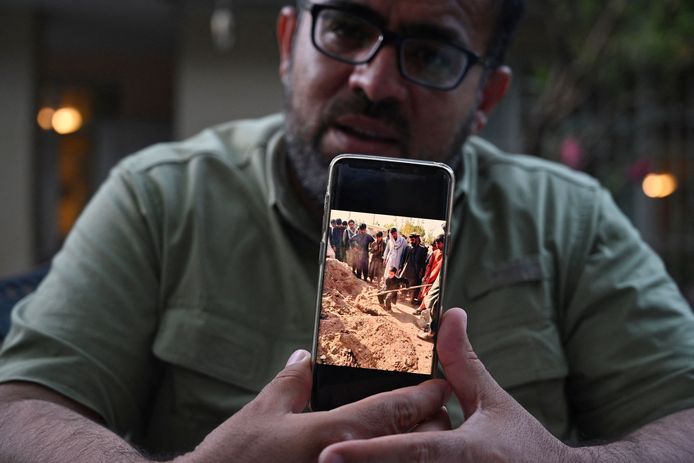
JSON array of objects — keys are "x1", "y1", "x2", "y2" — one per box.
[
  {"x1": 359, "y1": 228, "x2": 366, "y2": 234},
  {"x1": 349, "y1": 221, "x2": 356, "y2": 230},
  {"x1": 409, "y1": 237, "x2": 417, "y2": 245},
  {"x1": 391, "y1": 231, "x2": 398, "y2": 240},
  {"x1": 279, "y1": 0, "x2": 503, "y2": 205}
]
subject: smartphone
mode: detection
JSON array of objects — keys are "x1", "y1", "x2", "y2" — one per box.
[{"x1": 311, "y1": 154, "x2": 455, "y2": 410}]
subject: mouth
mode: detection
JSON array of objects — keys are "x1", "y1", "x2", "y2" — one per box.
[
  {"x1": 323, "y1": 114, "x2": 405, "y2": 156},
  {"x1": 335, "y1": 123, "x2": 397, "y2": 142}
]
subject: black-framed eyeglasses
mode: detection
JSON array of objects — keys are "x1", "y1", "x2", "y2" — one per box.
[{"x1": 301, "y1": 2, "x2": 493, "y2": 91}]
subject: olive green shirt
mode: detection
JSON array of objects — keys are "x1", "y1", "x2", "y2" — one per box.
[{"x1": 1, "y1": 114, "x2": 693, "y2": 453}]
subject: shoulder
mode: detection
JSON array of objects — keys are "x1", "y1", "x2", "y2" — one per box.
[
  {"x1": 119, "y1": 114, "x2": 284, "y2": 176},
  {"x1": 465, "y1": 137, "x2": 603, "y2": 222},
  {"x1": 467, "y1": 136, "x2": 601, "y2": 199},
  {"x1": 97, "y1": 114, "x2": 286, "y2": 236},
  {"x1": 110, "y1": 114, "x2": 284, "y2": 211}
]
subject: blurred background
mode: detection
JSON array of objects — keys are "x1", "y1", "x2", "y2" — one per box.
[{"x1": 0, "y1": 0, "x2": 692, "y2": 306}]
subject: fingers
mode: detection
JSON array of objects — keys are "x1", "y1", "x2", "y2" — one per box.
[
  {"x1": 333, "y1": 379, "x2": 451, "y2": 438},
  {"x1": 254, "y1": 349, "x2": 313, "y2": 414},
  {"x1": 414, "y1": 406, "x2": 451, "y2": 432},
  {"x1": 319, "y1": 431, "x2": 451, "y2": 463},
  {"x1": 437, "y1": 308, "x2": 495, "y2": 416}
]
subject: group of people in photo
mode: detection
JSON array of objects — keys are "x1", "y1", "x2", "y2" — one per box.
[{"x1": 328, "y1": 219, "x2": 446, "y2": 340}]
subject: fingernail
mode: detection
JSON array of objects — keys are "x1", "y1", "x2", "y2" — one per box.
[
  {"x1": 459, "y1": 308, "x2": 468, "y2": 329},
  {"x1": 286, "y1": 349, "x2": 310, "y2": 366}
]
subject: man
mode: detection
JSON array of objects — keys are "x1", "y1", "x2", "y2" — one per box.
[
  {"x1": 416, "y1": 235, "x2": 445, "y2": 315},
  {"x1": 349, "y1": 223, "x2": 374, "y2": 280},
  {"x1": 383, "y1": 227, "x2": 407, "y2": 278},
  {"x1": 330, "y1": 218, "x2": 345, "y2": 261},
  {"x1": 415, "y1": 236, "x2": 446, "y2": 342},
  {"x1": 1, "y1": 1, "x2": 693, "y2": 462},
  {"x1": 368, "y1": 230, "x2": 386, "y2": 284},
  {"x1": 342, "y1": 219, "x2": 358, "y2": 273},
  {"x1": 398, "y1": 233, "x2": 428, "y2": 304},
  {"x1": 377, "y1": 267, "x2": 410, "y2": 311}
]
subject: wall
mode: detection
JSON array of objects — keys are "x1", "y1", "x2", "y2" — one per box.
[
  {"x1": 175, "y1": 6, "x2": 285, "y2": 139},
  {"x1": 0, "y1": 10, "x2": 35, "y2": 278}
]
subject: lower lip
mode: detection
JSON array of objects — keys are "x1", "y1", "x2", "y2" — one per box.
[{"x1": 323, "y1": 126, "x2": 402, "y2": 156}]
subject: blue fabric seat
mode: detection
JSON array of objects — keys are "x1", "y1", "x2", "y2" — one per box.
[{"x1": 0, "y1": 266, "x2": 49, "y2": 342}]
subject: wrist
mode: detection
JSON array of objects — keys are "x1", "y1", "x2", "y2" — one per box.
[
  {"x1": 564, "y1": 446, "x2": 593, "y2": 463},
  {"x1": 168, "y1": 450, "x2": 197, "y2": 463},
  {"x1": 564, "y1": 443, "x2": 639, "y2": 463}
]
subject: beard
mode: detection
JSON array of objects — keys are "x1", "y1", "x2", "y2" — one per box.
[{"x1": 282, "y1": 82, "x2": 476, "y2": 210}]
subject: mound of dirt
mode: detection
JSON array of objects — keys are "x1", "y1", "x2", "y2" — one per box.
[{"x1": 318, "y1": 258, "x2": 432, "y2": 374}]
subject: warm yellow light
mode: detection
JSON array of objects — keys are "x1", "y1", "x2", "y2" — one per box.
[
  {"x1": 642, "y1": 173, "x2": 678, "y2": 199},
  {"x1": 37, "y1": 107, "x2": 55, "y2": 131},
  {"x1": 51, "y1": 107, "x2": 83, "y2": 135}
]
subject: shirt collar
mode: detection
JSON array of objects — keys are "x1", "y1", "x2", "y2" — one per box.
[
  {"x1": 266, "y1": 129, "x2": 322, "y2": 243},
  {"x1": 265, "y1": 126, "x2": 481, "y2": 242},
  {"x1": 455, "y1": 135, "x2": 481, "y2": 205}
]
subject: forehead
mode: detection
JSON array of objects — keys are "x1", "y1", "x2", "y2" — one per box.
[{"x1": 316, "y1": 0, "x2": 496, "y2": 50}]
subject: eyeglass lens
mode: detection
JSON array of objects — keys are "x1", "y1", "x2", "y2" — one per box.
[{"x1": 313, "y1": 6, "x2": 470, "y2": 89}]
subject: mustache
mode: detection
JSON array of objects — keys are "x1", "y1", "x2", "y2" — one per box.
[{"x1": 319, "y1": 91, "x2": 411, "y2": 154}]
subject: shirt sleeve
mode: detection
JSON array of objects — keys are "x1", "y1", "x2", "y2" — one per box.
[
  {"x1": 562, "y1": 188, "x2": 694, "y2": 439},
  {"x1": 0, "y1": 162, "x2": 161, "y2": 438}
]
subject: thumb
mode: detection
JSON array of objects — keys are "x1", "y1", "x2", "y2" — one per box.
[
  {"x1": 437, "y1": 308, "x2": 497, "y2": 417},
  {"x1": 255, "y1": 349, "x2": 312, "y2": 414}
]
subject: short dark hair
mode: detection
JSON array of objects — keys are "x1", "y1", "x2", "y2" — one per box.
[
  {"x1": 358, "y1": 223, "x2": 367, "y2": 230},
  {"x1": 348, "y1": 219, "x2": 355, "y2": 224},
  {"x1": 389, "y1": 267, "x2": 397, "y2": 273},
  {"x1": 376, "y1": 231, "x2": 383, "y2": 237},
  {"x1": 390, "y1": 227, "x2": 397, "y2": 233},
  {"x1": 486, "y1": 0, "x2": 527, "y2": 66}
]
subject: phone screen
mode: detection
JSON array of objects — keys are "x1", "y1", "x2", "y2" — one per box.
[{"x1": 311, "y1": 155, "x2": 454, "y2": 410}]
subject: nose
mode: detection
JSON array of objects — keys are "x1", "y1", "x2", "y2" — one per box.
[{"x1": 348, "y1": 44, "x2": 408, "y2": 103}]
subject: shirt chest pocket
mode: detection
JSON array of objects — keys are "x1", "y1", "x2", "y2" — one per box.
[
  {"x1": 451, "y1": 254, "x2": 572, "y2": 436},
  {"x1": 148, "y1": 305, "x2": 297, "y2": 426},
  {"x1": 460, "y1": 254, "x2": 568, "y2": 390},
  {"x1": 153, "y1": 306, "x2": 276, "y2": 390},
  {"x1": 140, "y1": 306, "x2": 282, "y2": 452}
]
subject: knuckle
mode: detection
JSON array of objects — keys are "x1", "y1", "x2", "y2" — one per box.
[
  {"x1": 272, "y1": 366, "x2": 311, "y2": 391},
  {"x1": 406, "y1": 440, "x2": 440, "y2": 463},
  {"x1": 393, "y1": 399, "x2": 419, "y2": 431},
  {"x1": 274, "y1": 365, "x2": 307, "y2": 383},
  {"x1": 316, "y1": 418, "x2": 356, "y2": 446}
]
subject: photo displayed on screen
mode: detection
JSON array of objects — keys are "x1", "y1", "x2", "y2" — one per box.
[{"x1": 318, "y1": 209, "x2": 447, "y2": 375}]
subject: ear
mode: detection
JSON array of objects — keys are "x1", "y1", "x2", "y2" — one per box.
[
  {"x1": 277, "y1": 6, "x2": 298, "y2": 83},
  {"x1": 471, "y1": 65, "x2": 512, "y2": 134}
]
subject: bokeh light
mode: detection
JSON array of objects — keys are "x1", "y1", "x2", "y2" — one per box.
[
  {"x1": 36, "y1": 107, "x2": 55, "y2": 131},
  {"x1": 642, "y1": 173, "x2": 678, "y2": 199},
  {"x1": 51, "y1": 107, "x2": 83, "y2": 135}
]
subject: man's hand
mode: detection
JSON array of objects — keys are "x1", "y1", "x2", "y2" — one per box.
[
  {"x1": 319, "y1": 308, "x2": 574, "y2": 463},
  {"x1": 175, "y1": 349, "x2": 451, "y2": 463},
  {"x1": 320, "y1": 308, "x2": 694, "y2": 463}
]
